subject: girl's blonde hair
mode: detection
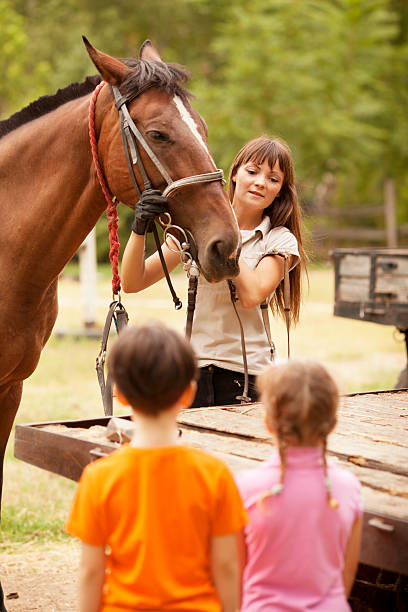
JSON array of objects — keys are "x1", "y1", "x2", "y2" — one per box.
[
  {"x1": 228, "y1": 136, "x2": 308, "y2": 324},
  {"x1": 257, "y1": 360, "x2": 339, "y2": 509}
]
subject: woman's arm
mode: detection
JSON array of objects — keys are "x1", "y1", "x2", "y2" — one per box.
[
  {"x1": 343, "y1": 515, "x2": 363, "y2": 597},
  {"x1": 121, "y1": 232, "x2": 181, "y2": 293},
  {"x1": 79, "y1": 542, "x2": 105, "y2": 612},
  {"x1": 211, "y1": 531, "x2": 243, "y2": 612},
  {"x1": 233, "y1": 254, "x2": 295, "y2": 309}
]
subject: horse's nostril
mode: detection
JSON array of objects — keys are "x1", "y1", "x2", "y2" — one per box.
[
  {"x1": 202, "y1": 236, "x2": 239, "y2": 281},
  {"x1": 210, "y1": 240, "x2": 224, "y2": 261}
]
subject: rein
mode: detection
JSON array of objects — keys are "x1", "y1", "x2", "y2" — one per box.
[
  {"x1": 88, "y1": 81, "x2": 121, "y2": 295},
  {"x1": 89, "y1": 81, "x2": 291, "y2": 413},
  {"x1": 89, "y1": 81, "x2": 221, "y2": 414},
  {"x1": 228, "y1": 252, "x2": 292, "y2": 405}
]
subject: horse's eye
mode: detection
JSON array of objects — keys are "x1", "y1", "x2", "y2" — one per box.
[{"x1": 147, "y1": 130, "x2": 169, "y2": 142}]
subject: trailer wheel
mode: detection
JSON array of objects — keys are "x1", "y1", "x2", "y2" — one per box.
[{"x1": 395, "y1": 366, "x2": 408, "y2": 389}]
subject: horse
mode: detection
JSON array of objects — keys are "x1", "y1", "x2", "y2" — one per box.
[{"x1": 0, "y1": 38, "x2": 241, "y2": 515}]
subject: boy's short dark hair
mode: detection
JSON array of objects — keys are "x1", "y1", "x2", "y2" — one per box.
[{"x1": 108, "y1": 323, "x2": 198, "y2": 415}]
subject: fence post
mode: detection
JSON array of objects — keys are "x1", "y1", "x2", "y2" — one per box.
[
  {"x1": 384, "y1": 178, "x2": 397, "y2": 248},
  {"x1": 79, "y1": 228, "x2": 97, "y2": 328}
]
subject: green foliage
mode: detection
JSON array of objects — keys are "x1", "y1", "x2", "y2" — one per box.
[
  {"x1": 0, "y1": 0, "x2": 50, "y2": 116},
  {"x1": 195, "y1": 0, "x2": 401, "y2": 203},
  {"x1": 2, "y1": 265, "x2": 406, "y2": 544},
  {"x1": 1, "y1": 0, "x2": 407, "y2": 256},
  {"x1": 1, "y1": 500, "x2": 71, "y2": 548}
]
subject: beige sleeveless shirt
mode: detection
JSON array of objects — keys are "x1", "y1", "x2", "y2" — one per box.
[{"x1": 190, "y1": 217, "x2": 300, "y2": 375}]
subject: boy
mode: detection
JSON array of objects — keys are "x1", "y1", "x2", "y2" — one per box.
[{"x1": 65, "y1": 323, "x2": 247, "y2": 612}]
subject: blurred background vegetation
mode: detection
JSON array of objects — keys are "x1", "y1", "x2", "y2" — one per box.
[
  {"x1": 1, "y1": 0, "x2": 407, "y2": 260},
  {"x1": 1, "y1": 2, "x2": 408, "y2": 550}
]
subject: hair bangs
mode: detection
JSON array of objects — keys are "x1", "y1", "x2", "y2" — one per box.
[{"x1": 244, "y1": 139, "x2": 281, "y2": 171}]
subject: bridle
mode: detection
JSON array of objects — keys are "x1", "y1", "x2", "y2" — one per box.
[
  {"x1": 91, "y1": 80, "x2": 226, "y2": 414},
  {"x1": 90, "y1": 80, "x2": 226, "y2": 300},
  {"x1": 91, "y1": 81, "x2": 291, "y2": 414},
  {"x1": 112, "y1": 84, "x2": 225, "y2": 200},
  {"x1": 110, "y1": 81, "x2": 227, "y2": 313}
]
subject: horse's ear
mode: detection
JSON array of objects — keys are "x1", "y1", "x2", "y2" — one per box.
[
  {"x1": 82, "y1": 36, "x2": 131, "y2": 86},
  {"x1": 139, "y1": 40, "x2": 162, "y2": 62}
]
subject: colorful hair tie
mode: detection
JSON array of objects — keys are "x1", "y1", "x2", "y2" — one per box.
[
  {"x1": 325, "y1": 476, "x2": 339, "y2": 509},
  {"x1": 270, "y1": 483, "x2": 284, "y2": 495}
]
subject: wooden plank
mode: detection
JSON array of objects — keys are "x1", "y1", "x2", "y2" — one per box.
[
  {"x1": 337, "y1": 278, "x2": 370, "y2": 302},
  {"x1": 376, "y1": 255, "x2": 408, "y2": 276},
  {"x1": 323, "y1": 206, "x2": 384, "y2": 218},
  {"x1": 178, "y1": 407, "x2": 271, "y2": 441},
  {"x1": 208, "y1": 450, "x2": 257, "y2": 473},
  {"x1": 181, "y1": 428, "x2": 408, "y2": 572},
  {"x1": 180, "y1": 428, "x2": 407, "y2": 510},
  {"x1": 341, "y1": 396, "x2": 408, "y2": 416},
  {"x1": 217, "y1": 399, "x2": 408, "y2": 444},
  {"x1": 314, "y1": 227, "x2": 387, "y2": 241},
  {"x1": 333, "y1": 249, "x2": 408, "y2": 326},
  {"x1": 375, "y1": 276, "x2": 408, "y2": 302},
  {"x1": 178, "y1": 407, "x2": 408, "y2": 476},
  {"x1": 332, "y1": 248, "x2": 408, "y2": 257},
  {"x1": 361, "y1": 510, "x2": 408, "y2": 574},
  {"x1": 14, "y1": 403, "x2": 408, "y2": 575},
  {"x1": 338, "y1": 254, "x2": 371, "y2": 277},
  {"x1": 14, "y1": 424, "x2": 116, "y2": 482},
  {"x1": 334, "y1": 303, "x2": 408, "y2": 327},
  {"x1": 338, "y1": 408, "x2": 408, "y2": 431}
]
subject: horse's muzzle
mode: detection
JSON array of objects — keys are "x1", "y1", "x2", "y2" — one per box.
[{"x1": 200, "y1": 235, "x2": 240, "y2": 282}]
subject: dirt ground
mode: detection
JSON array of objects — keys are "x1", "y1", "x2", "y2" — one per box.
[
  {"x1": 1, "y1": 542, "x2": 407, "y2": 611},
  {"x1": 0, "y1": 541, "x2": 79, "y2": 611}
]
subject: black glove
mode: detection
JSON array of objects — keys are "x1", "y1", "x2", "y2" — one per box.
[{"x1": 132, "y1": 188, "x2": 167, "y2": 235}]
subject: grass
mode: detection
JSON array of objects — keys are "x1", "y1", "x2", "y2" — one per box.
[{"x1": 1, "y1": 262, "x2": 406, "y2": 550}]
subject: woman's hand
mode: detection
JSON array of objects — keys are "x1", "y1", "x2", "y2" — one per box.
[{"x1": 132, "y1": 189, "x2": 167, "y2": 235}]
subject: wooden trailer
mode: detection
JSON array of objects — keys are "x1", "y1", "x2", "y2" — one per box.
[
  {"x1": 332, "y1": 247, "x2": 408, "y2": 388},
  {"x1": 14, "y1": 390, "x2": 408, "y2": 583}
]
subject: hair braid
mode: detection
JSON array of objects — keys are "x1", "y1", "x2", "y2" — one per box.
[
  {"x1": 257, "y1": 434, "x2": 286, "y2": 513},
  {"x1": 322, "y1": 437, "x2": 339, "y2": 510}
]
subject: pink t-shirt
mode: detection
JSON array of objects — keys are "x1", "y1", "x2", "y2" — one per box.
[{"x1": 235, "y1": 447, "x2": 363, "y2": 612}]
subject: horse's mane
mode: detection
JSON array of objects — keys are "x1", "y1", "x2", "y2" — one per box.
[
  {"x1": 121, "y1": 58, "x2": 191, "y2": 102},
  {"x1": 0, "y1": 75, "x2": 101, "y2": 139},
  {"x1": 0, "y1": 58, "x2": 191, "y2": 140}
]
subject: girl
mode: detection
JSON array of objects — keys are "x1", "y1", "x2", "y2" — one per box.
[
  {"x1": 121, "y1": 136, "x2": 307, "y2": 406},
  {"x1": 236, "y1": 360, "x2": 363, "y2": 611}
]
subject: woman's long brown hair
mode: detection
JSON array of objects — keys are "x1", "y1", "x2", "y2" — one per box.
[{"x1": 228, "y1": 136, "x2": 308, "y2": 323}]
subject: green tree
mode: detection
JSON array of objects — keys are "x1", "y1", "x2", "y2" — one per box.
[
  {"x1": 3, "y1": 0, "x2": 406, "y2": 256},
  {"x1": 0, "y1": 0, "x2": 50, "y2": 117},
  {"x1": 194, "y1": 0, "x2": 399, "y2": 205}
]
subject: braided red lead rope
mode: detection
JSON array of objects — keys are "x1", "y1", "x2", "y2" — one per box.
[{"x1": 88, "y1": 81, "x2": 121, "y2": 295}]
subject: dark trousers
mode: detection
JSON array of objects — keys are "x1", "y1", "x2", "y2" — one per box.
[{"x1": 191, "y1": 365, "x2": 258, "y2": 408}]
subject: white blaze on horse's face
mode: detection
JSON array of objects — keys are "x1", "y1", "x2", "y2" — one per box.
[
  {"x1": 172, "y1": 94, "x2": 240, "y2": 243},
  {"x1": 173, "y1": 96, "x2": 217, "y2": 170}
]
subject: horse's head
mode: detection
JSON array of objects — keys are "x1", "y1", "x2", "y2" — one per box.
[{"x1": 84, "y1": 38, "x2": 240, "y2": 282}]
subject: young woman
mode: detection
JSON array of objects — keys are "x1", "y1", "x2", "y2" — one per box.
[{"x1": 121, "y1": 136, "x2": 307, "y2": 407}]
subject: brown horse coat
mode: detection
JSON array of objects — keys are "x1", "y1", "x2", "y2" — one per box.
[{"x1": 0, "y1": 40, "x2": 240, "y2": 510}]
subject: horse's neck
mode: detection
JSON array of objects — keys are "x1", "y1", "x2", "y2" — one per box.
[{"x1": 0, "y1": 96, "x2": 107, "y2": 293}]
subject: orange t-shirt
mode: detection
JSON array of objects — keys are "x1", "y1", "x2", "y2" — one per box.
[{"x1": 65, "y1": 444, "x2": 247, "y2": 611}]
